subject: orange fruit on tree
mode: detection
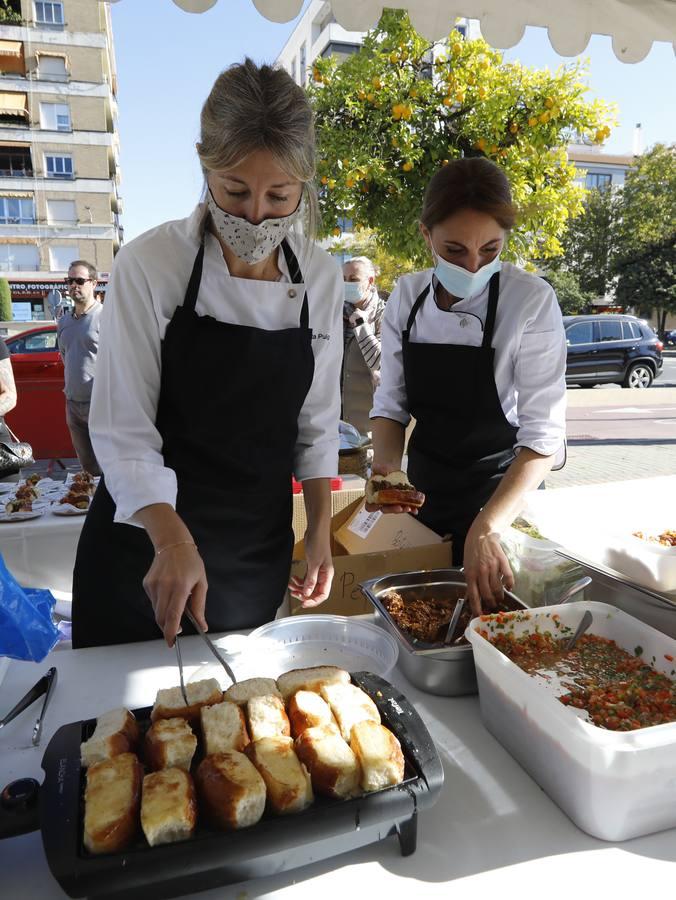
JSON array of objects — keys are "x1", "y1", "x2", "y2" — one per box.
[
  {"x1": 528, "y1": 116, "x2": 538, "y2": 127},
  {"x1": 509, "y1": 122, "x2": 519, "y2": 134},
  {"x1": 402, "y1": 160, "x2": 413, "y2": 172},
  {"x1": 545, "y1": 97, "x2": 554, "y2": 109}
]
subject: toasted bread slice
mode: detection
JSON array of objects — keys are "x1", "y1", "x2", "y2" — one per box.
[
  {"x1": 83, "y1": 753, "x2": 143, "y2": 855},
  {"x1": 246, "y1": 694, "x2": 291, "y2": 742},
  {"x1": 200, "y1": 701, "x2": 250, "y2": 756},
  {"x1": 287, "y1": 690, "x2": 337, "y2": 740},
  {"x1": 245, "y1": 736, "x2": 313, "y2": 815},
  {"x1": 350, "y1": 721, "x2": 405, "y2": 792},
  {"x1": 319, "y1": 682, "x2": 381, "y2": 742},
  {"x1": 224, "y1": 678, "x2": 281, "y2": 706},
  {"x1": 276, "y1": 666, "x2": 351, "y2": 701},
  {"x1": 144, "y1": 717, "x2": 197, "y2": 772},
  {"x1": 196, "y1": 751, "x2": 266, "y2": 830},
  {"x1": 150, "y1": 678, "x2": 222, "y2": 724},
  {"x1": 80, "y1": 708, "x2": 139, "y2": 768},
  {"x1": 294, "y1": 725, "x2": 361, "y2": 799},
  {"x1": 141, "y1": 768, "x2": 197, "y2": 847}
]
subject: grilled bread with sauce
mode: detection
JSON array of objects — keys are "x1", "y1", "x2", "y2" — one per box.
[
  {"x1": 350, "y1": 721, "x2": 405, "y2": 792},
  {"x1": 196, "y1": 751, "x2": 266, "y2": 830},
  {"x1": 144, "y1": 717, "x2": 197, "y2": 772},
  {"x1": 276, "y1": 666, "x2": 350, "y2": 701},
  {"x1": 150, "y1": 678, "x2": 222, "y2": 724},
  {"x1": 320, "y1": 682, "x2": 381, "y2": 742},
  {"x1": 224, "y1": 678, "x2": 282, "y2": 706},
  {"x1": 247, "y1": 694, "x2": 291, "y2": 741},
  {"x1": 245, "y1": 736, "x2": 313, "y2": 815},
  {"x1": 287, "y1": 690, "x2": 338, "y2": 739},
  {"x1": 294, "y1": 725, "x2": 361, "y2": 799},
  {"x1": 141, "y1": 768, "x2": 197, "y2": 847},
  {"x1": 200, "y1": 701, "x2": 250, "y2": 755},
  {"x1": 83, "y1": 752, "x2": 143, "y2": 855},
  {"x1": 80, "y1": 708, "x2": 139, "y2": 768}
]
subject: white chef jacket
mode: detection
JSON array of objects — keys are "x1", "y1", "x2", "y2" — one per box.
[
  {"x1": 90, "y1": 204, "x2": 343, "y2": 525},
  {"x1": 371, "y1": 263, "x2": 567, "y2": 458}
]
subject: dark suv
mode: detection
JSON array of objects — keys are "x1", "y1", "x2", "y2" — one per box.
[{"x1": 564, "y1": 314, "x2": 663, "y2": 388}]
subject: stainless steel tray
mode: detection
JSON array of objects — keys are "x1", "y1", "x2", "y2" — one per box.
[
  {"x1": 556, "y1": 550, "x2": 676, "y2": 610},
  {"x1": 360, "y1": 568, "x2": 524, "y2": 657}
]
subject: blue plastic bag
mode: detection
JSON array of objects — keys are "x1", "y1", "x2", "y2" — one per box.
[{"x1": 0, "y1": 554, "x2": 59, "y2": 662}]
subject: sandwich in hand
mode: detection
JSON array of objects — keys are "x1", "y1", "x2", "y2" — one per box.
[{"x1": 365, "y1": 471, "x2": 425, "y2": 508}]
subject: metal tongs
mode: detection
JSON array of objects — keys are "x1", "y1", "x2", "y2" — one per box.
[
  {"x1": 0, "y1": 666, "x2": 57, "y2": 747},
  {"x1": 174, "y1": 609, "x2": 237, "y2": 705}
]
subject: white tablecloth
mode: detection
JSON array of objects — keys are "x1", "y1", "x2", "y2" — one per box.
[
  {"x1": 0, "y1": 510, "x2": 84, "y2": 593},
  {"x1": 1, "y1": 631, "x2": 674, "y2": 900}
]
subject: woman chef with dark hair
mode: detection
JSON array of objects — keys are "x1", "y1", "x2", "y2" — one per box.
[{"x1": 368, "y1": 157, "x2": 567, "y2": 615}]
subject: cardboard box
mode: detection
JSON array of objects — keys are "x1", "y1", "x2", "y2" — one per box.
[
  {"x1": 289, "y1": 498, "x2": 452, "y2": 616},
  {"x1": 291, "y1": 477, "x2": 366, "y2": 544}
]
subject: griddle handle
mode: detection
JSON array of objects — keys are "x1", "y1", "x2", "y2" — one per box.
[{"x1": 351, "y1": 671, "x2": 444, "y2": 802}]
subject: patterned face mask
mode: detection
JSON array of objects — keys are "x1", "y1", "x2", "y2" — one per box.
[{"x1": 207, "y1": 188, "x2": 304, "y2": 265}]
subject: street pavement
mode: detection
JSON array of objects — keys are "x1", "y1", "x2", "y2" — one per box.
[{"x1": 546, "y1": 383, "x2": 676, "y2": 489}]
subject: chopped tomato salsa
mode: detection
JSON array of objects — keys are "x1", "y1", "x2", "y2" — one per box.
[{"x1": 489, "y1": 631, "x2": 676, "y2": 731}]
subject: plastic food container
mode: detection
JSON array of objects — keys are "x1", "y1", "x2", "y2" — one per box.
[
  {"x1": 360, "y1": 569, "x2": 526, "y2": 696},
  {"x1": 500, "y1": 523, "x2": 582, "y2": 607},
  {"x1": 466, "y1": 600, "x2": 676, "y2": 841},
  {"x1": 241, "y1": 615, "x2": 399, "y2": 680},
  {"x1": 602, "y1": 522, "x2": 676, "y2": 592}
]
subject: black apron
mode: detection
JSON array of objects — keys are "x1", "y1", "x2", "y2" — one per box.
[
  {"x1": 72, "y1": 237, "x2": 314, "y2": 647},
  {"x1": 403, "y1": 272, "x2": 518, "y2": 565}
]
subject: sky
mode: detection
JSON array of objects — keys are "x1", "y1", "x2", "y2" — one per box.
[{"x1": 109, "y1": 0, "x2": 676, "y2": 243}]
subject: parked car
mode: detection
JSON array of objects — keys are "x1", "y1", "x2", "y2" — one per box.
[
  {"x1": 563, "y1": 314, "x2": 663, "y2": 389},
  {"x1": 3, "y1": 324, "x2": 75, "y2": 459}
]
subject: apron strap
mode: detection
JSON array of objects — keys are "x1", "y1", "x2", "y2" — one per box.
[
  {"x1": 404, "y1": 283, "x2": 431, "y2": 335},
  {"x1": 280, "y1": 238, "x2": 310, "y2": 331},
  {"x1": 481, "y1": 272, "x2": 501, "y2": 349},
  {"x1": 183, "y1": 239, "x2": 206, "y2": 314}
]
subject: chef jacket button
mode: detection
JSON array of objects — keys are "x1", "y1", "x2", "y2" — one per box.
[{"x1": 288, "y1": 288, "x2": 297, "y2": 299}]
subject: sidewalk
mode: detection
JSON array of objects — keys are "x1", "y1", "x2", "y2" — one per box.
[{"x1": 545, "y1": 440, "x2": 675, "y2": 488}]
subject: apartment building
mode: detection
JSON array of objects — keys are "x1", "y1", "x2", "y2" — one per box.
[
  {"x1": 0, "y1": 0, "x2": 121, "y2": 321},
  {"x1": 276, "y1": 1, "x2": 477, "y2": 87}
]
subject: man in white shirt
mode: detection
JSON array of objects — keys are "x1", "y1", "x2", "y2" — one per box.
[{"x1": 57, "y1": 260, "x2": 102, "y2": 475}]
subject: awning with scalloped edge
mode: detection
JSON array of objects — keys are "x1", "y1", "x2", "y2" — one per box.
[{"x1": 107, "y1": 0, "x2": 676, "y2": 63}]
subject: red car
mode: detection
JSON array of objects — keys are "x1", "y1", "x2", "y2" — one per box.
[{"x1": 4, "y1": 324, "x2": 75, "y2": 459}]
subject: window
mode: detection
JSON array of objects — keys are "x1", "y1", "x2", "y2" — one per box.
[
  {"x1": 623, "y1": 320, "x2": 641, "y2": 340},
  {"x1": 0, "y1": 91, "x2": 29, "y2": 126},
  {"x1": 299, "y1": 42, "x2": 307, "y2": 86},
  {"x1": 598, "y1": 320, "x2": 623, "y2": 342},
  {"x1": 0, "y1": 243, "x2": 39, "y2": 271},
  {"x1": 0, "y1": 147, "x2": 32, "y2": 177},
  {"x1": 320, "y1": 42, "x2": 360, "y2": 60},
  {"x1": 39, "y1": 101, "x2": 70, "y2": 131},
  {"x1": 49, "y1": 244, "x2": 78, "y2": 271},
  {"x1": 566, "y1": 322, "x2": 594, "y2": 345},
  {"x1": 0, "y1": 197, "x2": 34, "y2": 224},
  {"x1": 19, "y1": 329, "x2": 57, "y2": 352},
  {"x1": 585, "y1": 172, "x2": 612, "y2": 190},
  {"x1": 37, "y1": 54, "x2": 68, "y2": 81},
  {"x1": 34, "y1": 1, "x2": 64, "y2": 27},
  {"x1": 47, "y1": 199, "x2": 76, "y2": 223},
  {"x1": 45, "y1": 154, "x2": 73, "y2": 178}
]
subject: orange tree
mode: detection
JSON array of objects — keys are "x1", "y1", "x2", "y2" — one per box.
[{"x1": 309, "y1": 11, "x2": 615, "y2": 266}]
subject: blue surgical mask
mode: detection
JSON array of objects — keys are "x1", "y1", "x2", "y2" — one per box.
[
  {"x1": 433, "y1": 247, "x2": 502, "y2": 299},
  {"x1": 344, "y1": 281, "x2": 364, "y2": 303}
]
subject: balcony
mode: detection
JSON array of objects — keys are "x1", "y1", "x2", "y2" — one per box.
[{"x1": 0, "y1": 168, "x2": 33, "y2": 178}]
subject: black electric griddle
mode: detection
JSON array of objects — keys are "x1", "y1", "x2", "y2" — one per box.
[{"x1": 0, "y1": 672, "x2": 444, "y2": 899}]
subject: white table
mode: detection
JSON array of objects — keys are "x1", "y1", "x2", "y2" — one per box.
[
  {"x1": 0, "y1": 509, "x2": 83, "y2": 593},
  {"x1": 1, "y1": 634, "x2": 674, "y2": 900}
]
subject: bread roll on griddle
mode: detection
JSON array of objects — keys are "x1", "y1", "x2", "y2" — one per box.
[{"x1": 83, "y1": 753, "x2": 143, "y2": 855}]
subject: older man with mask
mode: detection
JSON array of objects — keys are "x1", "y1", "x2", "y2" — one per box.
[
  {"x1": 341, "y1": 256, "x2": 386, "y2": 436},
  {"x1": 57, "y1": 259, "x2": 102, "y2": 474}
]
